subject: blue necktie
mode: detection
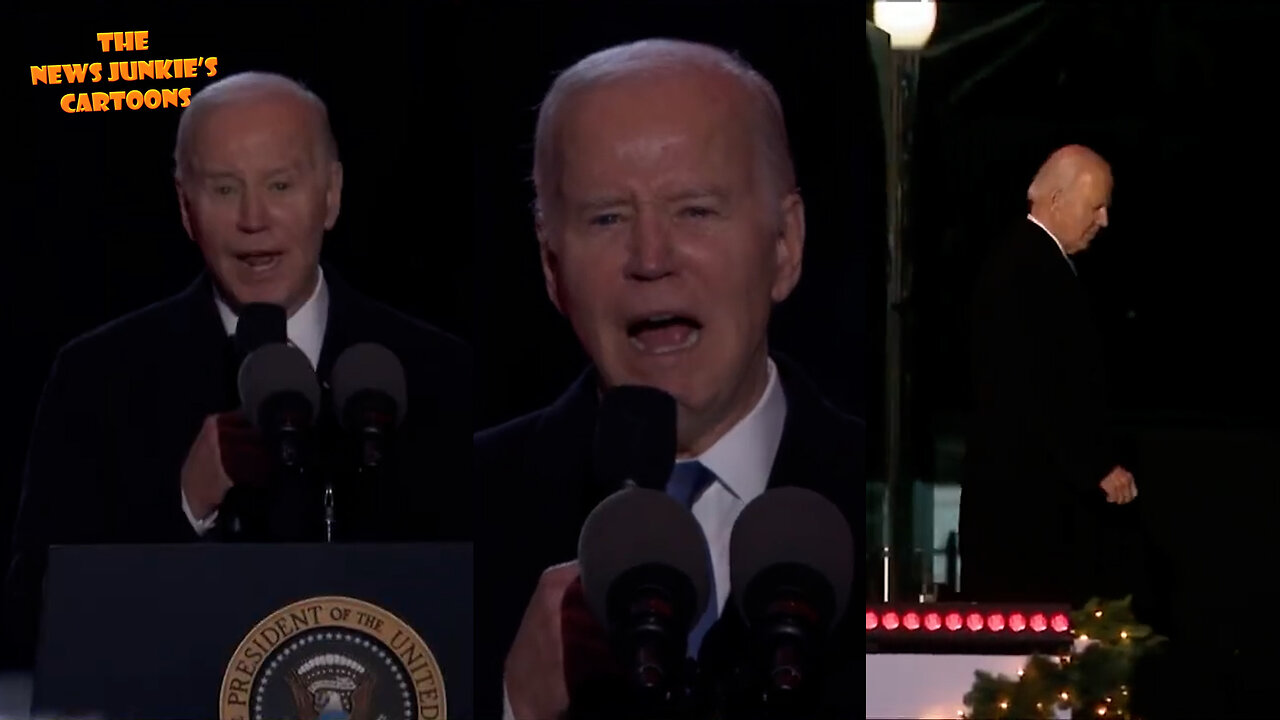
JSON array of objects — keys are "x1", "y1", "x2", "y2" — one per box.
[{"x1": 666, "y1": 461, "x2": 718, "y2": 657}]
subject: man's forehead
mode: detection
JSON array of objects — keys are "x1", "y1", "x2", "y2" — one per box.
[
  {"x1": 198, "y1": 92, "x2": 316, "y2": 130},
  {"x1": 560, "y1": 86, "x2": 748, "y2": 161}
]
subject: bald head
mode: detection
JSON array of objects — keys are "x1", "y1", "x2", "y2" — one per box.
[
  {"x1": 174, "y1": 71, "x2": 337, "y2": 182},
  {"x1": 532, "y1": 38, "x2": 795, "y2": 220},
  {"x1": 1027, "y1": 144, "x2": 1113, "y2": 254}
]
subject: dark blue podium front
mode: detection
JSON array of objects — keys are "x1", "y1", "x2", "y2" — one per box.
[{"x1": 32, "y1": 543, "x2": 473, "y2": 719}]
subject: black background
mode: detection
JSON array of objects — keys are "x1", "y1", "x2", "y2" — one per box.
[{"x1": 2, "y1": 0, "x2": 866, "y2": 658}]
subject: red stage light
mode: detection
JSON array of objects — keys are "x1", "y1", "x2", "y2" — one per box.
[{"x1": 866, "y1": 604, "x2": 1071, "y2": 647}]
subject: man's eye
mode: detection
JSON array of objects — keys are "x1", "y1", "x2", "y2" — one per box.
[
  {"x1": 271, "y1": 181, "x2": 291, "y2": 191},
  {"x1": 680, "y1": 205, "x2": 716, "y2": 219},
  {"x1": 214, "y1": 185, "x2": 235, "y2": 196},
  {"x1": 590, "y1": 213, "x2": 623, "y2": 227}
]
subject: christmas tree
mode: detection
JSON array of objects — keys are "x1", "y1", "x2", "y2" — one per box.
[{"x1": 962, "y1": 596, "x2": 1165, "y2": 719}]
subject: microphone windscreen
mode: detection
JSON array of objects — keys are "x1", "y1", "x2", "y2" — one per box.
[
  {"x1": 593, "y1": 385, "x2": 676, "y2": 490},
  {"x1": 331, "y1": 342, "x2": 408, "y2": 428},
  {"x1": 578, "y1": 487, "x2": 711, "y2": 629},
  {"x1": 233, "y1": 303, "x2": 287, "y2": 358},
  {"x1": 730, "y1": 487, "x2": 854, "y2": 629},
  {"x1": 237, "y1": 343, "x2": 321, "y2": 430}
]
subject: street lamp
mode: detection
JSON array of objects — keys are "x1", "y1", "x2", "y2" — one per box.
[
  {"x1": 874, "y1": 0, "x2": 938, "y2": 50},
  {"x1": 872, "y1": 0, "x2": 936, "y2": 602}
]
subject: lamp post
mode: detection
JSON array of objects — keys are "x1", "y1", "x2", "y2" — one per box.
[{"x1": 873, "y1": 0, "x2": 936, "y2": 602}]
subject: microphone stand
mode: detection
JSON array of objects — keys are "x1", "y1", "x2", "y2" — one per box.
[
  {"x1": 323, "y1": 482, "x2": 335, "y2": 543},
  {"x1": 337, "y1": 403, "x2": 396, "y2": 542},
  {"x1": 274, "y1": 417, "x2": 315, "y2": 542}
]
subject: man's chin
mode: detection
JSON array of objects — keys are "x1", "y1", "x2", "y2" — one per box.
[{"x1": 216, "y1": 282, "x2": 292, "y2": 312}]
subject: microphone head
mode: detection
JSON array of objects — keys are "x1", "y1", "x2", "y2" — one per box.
[
  {"x1": 593, "y1": 385, "x2": 676, "y2": 490},
  {"x1": 332, "y1": 342, "x2": 408, "y2": 428},
  {"x1": 578, "y1": 487, "x2": 712, "y2": 630},
  {"x1": 730, "y1": 487, "x2": 854, "y2": 631},
  {"x1": 233, "y1": 303, "x2": 287, "y2": 358},
  {"x1": 237, "y1": 343, "x2": 321, "y2": 430}
]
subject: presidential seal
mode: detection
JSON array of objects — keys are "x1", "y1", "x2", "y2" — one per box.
[{"x1": 220, "y1": 596, "x2": 446, "y2": 720}]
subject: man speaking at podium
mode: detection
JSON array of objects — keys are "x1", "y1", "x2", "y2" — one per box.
[
  {"x1": 475, "y1": 40, "x2": 863, "y2": 719},
  {"x1": 2, "y1": 71, "x2": 471, "y2": 668}
]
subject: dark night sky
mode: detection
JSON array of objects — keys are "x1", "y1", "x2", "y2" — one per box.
[{"x1": 868, "y1": 2, "x2": 1280, "y2": 429}]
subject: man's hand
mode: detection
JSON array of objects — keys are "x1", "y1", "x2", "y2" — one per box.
[
  {"x1": 505, "y1": 562, "x2": 579, "y2": 720},
  {"x1": 1099, "y1": 466, "x2": 1137, "y2": 504},
  {"x1": 180, "y1": 411, "x2": 272, "y2": 521},
  {"x1": 180, "y1": 414, "x2": 234, "y2": 521}
]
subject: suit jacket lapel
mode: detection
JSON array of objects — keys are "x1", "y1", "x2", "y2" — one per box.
[
  {"x1": 315, "y1": 264, "x2": 358, "y2": 385},
  {"x1": 172, "y1": 272, "x2": 239, "y2": 414},
  {"x1": 529, "y1": 371, "x2": 608, "y2": 546},
  {"x1": 766, "y1": 354, "x2": 862, "y2": 501}
]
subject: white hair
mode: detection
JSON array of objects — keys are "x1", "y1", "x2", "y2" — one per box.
[
  {"x1": 173, "y1": 70, "x2": 337, "y2": 181},
  {"x1": 532, "y1": 38, "x2": 796, "y2": 219}
]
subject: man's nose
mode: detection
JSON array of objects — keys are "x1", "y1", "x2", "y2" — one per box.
[
  {"x1": 236, "y1": 190, "x2": 269, "y2": 233},
  {"x1": 625, "y1": 211, "x2": 675, "y2": 281}
]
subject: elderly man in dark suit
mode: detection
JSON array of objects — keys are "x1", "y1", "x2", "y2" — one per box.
[
  {"x1": 960, "y1": 144, "x2": 1137, "y2": 606},
  {"x1": 2, "y1": 71, "x2": 471, "y2": 668},
  {"x1": 475, "y1": 39, "x2": 863, "y2": 720}
]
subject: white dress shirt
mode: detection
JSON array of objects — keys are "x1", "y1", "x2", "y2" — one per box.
[
  {"x1": 1026, "y1": 213, "x2": 1076, "y2": 273},
  {"x1": 180, "y1": 269, "x2": 329, "y2": 535},
  {"x1": 502, "y1": 358, "x2": 788, "y2": 719}
]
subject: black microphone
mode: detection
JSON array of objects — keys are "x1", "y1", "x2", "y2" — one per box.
[
  {"x1": 220, "y1": 303, "x2": 286, "y2": 539},
  {"x1": 728, "y1": 487, "x2": 854, "y2": 716},
  {"x1": 593, "y1": 385, "x2": 676, "y2": 490},
  {"x1": 331, "y1": 342, "x2": 408, "y2": 469},
  {"x1": 578, "y1": 486, "x2": 712, "y2": 717},
  {"x1": 238, "y1": 343, "x2": 321, "y2": 468},
  {"x1": 233, "y1": 302, "x2": 287, "y2": 360}
]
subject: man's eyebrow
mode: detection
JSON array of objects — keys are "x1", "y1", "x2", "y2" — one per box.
[
  {"x1": 198, "y1": 160, "x2": 305, "y2": 174},
  {"x1": 667, "y1": 186, "x2": 730, "y2": 202},
  {"x1": 572, "y1": 196, "x2": 631, "y2": 212}
]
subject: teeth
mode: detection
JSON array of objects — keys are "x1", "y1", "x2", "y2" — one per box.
[
  {"x1": 648, "y1": 314, "x2": 675, "y2": 323},
  {"x1": 629, "y1": 328, "x2": 700, "y2": 354},
  {"x1": 240, "y1": 253, "x2": 279, "y2": 269}
]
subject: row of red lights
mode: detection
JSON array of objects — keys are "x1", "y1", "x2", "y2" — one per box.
[{"x1": 867, "y1": 610, "x2": 1070, "y2": 634}]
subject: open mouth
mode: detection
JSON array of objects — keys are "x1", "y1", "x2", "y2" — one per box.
[
  {"x1": 234, "y1": 250, "x2": 283, "y2": 271},
  {"x1": 626, "y1": 314, "x2": 703, "y2": 354}
]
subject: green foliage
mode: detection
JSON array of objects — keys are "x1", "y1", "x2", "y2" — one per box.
[{"x1": 962, "y1": 597, "x2": 1166, "y2": 720}]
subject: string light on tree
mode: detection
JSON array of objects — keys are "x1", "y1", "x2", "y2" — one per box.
[{"x1": 962, "y1": 597, "x2": 1165, "y2": 720}]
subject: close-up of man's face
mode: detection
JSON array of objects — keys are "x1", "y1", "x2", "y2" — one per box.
[
  {"x1": 539, "y1": 67, "x2": 803, "y2": 446},
  {"x1": 176, "y1": 91, "x2": 342, "y2": 314}
]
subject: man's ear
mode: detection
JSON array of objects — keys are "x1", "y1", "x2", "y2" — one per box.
[
  {"x1": 536, "y1": 213, "x2": 565, "y2": 315},
  {"x1": 770, "y1": 190, "x2": 806, "y2": 303},
  {"x1": 324, "y1": 160, "x2": 344, "y2": 230},
  {"x1": 175, "y1": 175, "x2": 195, "y2": 241}
]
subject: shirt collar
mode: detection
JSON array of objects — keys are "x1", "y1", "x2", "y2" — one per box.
[
  {"x1": 678, "y1": 357, "x2": 787, "y2": 502},
  {"x1": 1026, "y1": 213, "x2": 1076, "y2": 273},
  {"x1": 214, "y1": 267, "x2": 329, "y2": 369}
]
